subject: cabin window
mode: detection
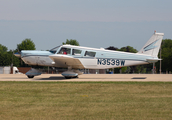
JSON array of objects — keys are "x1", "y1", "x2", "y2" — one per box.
[
  {"x1": 72, "y1": 49, "x2": 82, "y2": 56},
  {"x1": 84, "y1": 51, "x2": 96, "y2": 57},
  {"x1": 58, "y1": 47, "x2": 71, "y2": 55}
]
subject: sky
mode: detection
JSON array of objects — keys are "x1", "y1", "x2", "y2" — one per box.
[{"x1": 0, "y1": 0, "x2": 172, "y2": 51}]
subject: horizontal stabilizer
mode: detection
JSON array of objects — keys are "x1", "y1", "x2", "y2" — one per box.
[{"x1": 146, "y1": 58, "x2": 162, "y2": 63}]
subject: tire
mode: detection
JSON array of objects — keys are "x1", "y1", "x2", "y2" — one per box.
[
  {"x1": 27, "y1": 75, "x2": 34, "y2": 78},
  {"x1": 65, "y1": 77, "x2": 71, "y2": 79},
  {"x1": 73, "y1": 76, "x2": 78, "y2": 78}
]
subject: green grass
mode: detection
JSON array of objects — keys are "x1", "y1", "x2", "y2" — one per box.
[{"x1": 0, "y1": 82, "x2": 172, "y2": 120}]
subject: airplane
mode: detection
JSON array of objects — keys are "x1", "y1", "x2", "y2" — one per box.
[{"x1": 15, "y1": 31, "x2": 164, "y2": 79}]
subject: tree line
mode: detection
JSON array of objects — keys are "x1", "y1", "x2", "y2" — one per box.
[
  {"x1": 0, "y1": 39, "x2": 36, "y2": 67},
  {"x1": 0, "y1": 38, "x2": 172, "y2": 74}
]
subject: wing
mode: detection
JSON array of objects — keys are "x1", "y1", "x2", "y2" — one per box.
[{"x1": 49, "y1": 54, "x2": 85, "y2": 69}]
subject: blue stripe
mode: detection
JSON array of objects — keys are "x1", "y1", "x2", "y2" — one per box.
[{"x1": 144, "y1": 39, "x2": 159, "y2": 51}]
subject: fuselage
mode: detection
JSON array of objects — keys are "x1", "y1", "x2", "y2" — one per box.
[{"x1": 21, "y1": 45, "x2": 157, "y2": 69}]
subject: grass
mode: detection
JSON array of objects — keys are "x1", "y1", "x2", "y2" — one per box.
[{"x1": 0, "y1": 81, "x2": 172, "y2": 120}]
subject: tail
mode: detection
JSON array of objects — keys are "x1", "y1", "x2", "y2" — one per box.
[{"x1": 138, "y1": 31, "x2": 164, "y2": 58}]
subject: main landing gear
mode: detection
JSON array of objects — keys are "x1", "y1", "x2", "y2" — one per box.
[
  {"x1": 25, "y1": 68, "x2": 42, "y2": 79},
  {"x1": 25, "y1": 67, "x2": 82, "y2": 79},
  {"x1": 61, "y1": 69, "x2": 82, "y2": 79}
]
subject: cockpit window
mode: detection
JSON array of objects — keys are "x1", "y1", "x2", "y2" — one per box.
[
  {"x1": 72, "y1": 49, "x2": 82, "y2": 56},
  {"x1": 49, "y1": 46, "x2": 60, "y2": 54},
  {"x1": 58, "y1": 47, "x2": 71, "y2": 55},
  {"x1": 84, "y1": 51, "x2": 96, "y2": 57}
]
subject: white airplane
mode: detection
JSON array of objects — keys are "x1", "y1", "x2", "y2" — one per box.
[{"x1": 15, "y1": 31, "x2": 164, "y2": 79}]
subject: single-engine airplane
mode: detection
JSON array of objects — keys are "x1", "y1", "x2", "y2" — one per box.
[{"x1": 15, "y1": 31, "x2": 164, "y2": 79}]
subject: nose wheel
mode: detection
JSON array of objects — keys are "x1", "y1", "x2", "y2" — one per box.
[{"x1": 27, "y1": 75, "x2": 34, "y2": 78}]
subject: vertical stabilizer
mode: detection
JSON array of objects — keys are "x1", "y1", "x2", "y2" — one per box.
[{"x1": 138, "y1": 32, "x2": 164, "y2": 57}]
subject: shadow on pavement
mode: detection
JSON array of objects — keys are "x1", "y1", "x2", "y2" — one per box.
[
  {"x1": 132, "y1": 77, "x2": 147, "y2": 79},
  {"x1": 35, "y1": 76, "x2": 80, "y2": 81},
  {"x1": 35, "y1": 76, "x2": 66, "y2": 80}
]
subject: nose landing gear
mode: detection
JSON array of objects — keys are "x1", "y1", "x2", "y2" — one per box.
[{"x1": 25, "y1": 68, "x2": 42, "y2": 79}]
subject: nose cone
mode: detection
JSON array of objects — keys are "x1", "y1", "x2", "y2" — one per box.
[{"x1": 14, "y1": 52, "x2": 21, "y2": 58}]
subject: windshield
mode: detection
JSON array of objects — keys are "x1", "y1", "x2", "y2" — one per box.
[{"x1": 49, "y1": 46, "x2": 60, "y2": 54}]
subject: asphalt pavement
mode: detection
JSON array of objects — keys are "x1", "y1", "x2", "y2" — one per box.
[{"x1": 0, "y1": 74, "x2": 172, "y2": 82}]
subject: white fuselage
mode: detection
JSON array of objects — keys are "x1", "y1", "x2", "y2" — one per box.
[{"x1": 21, "y1": 45, "x2": 154, "y2": 69}]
